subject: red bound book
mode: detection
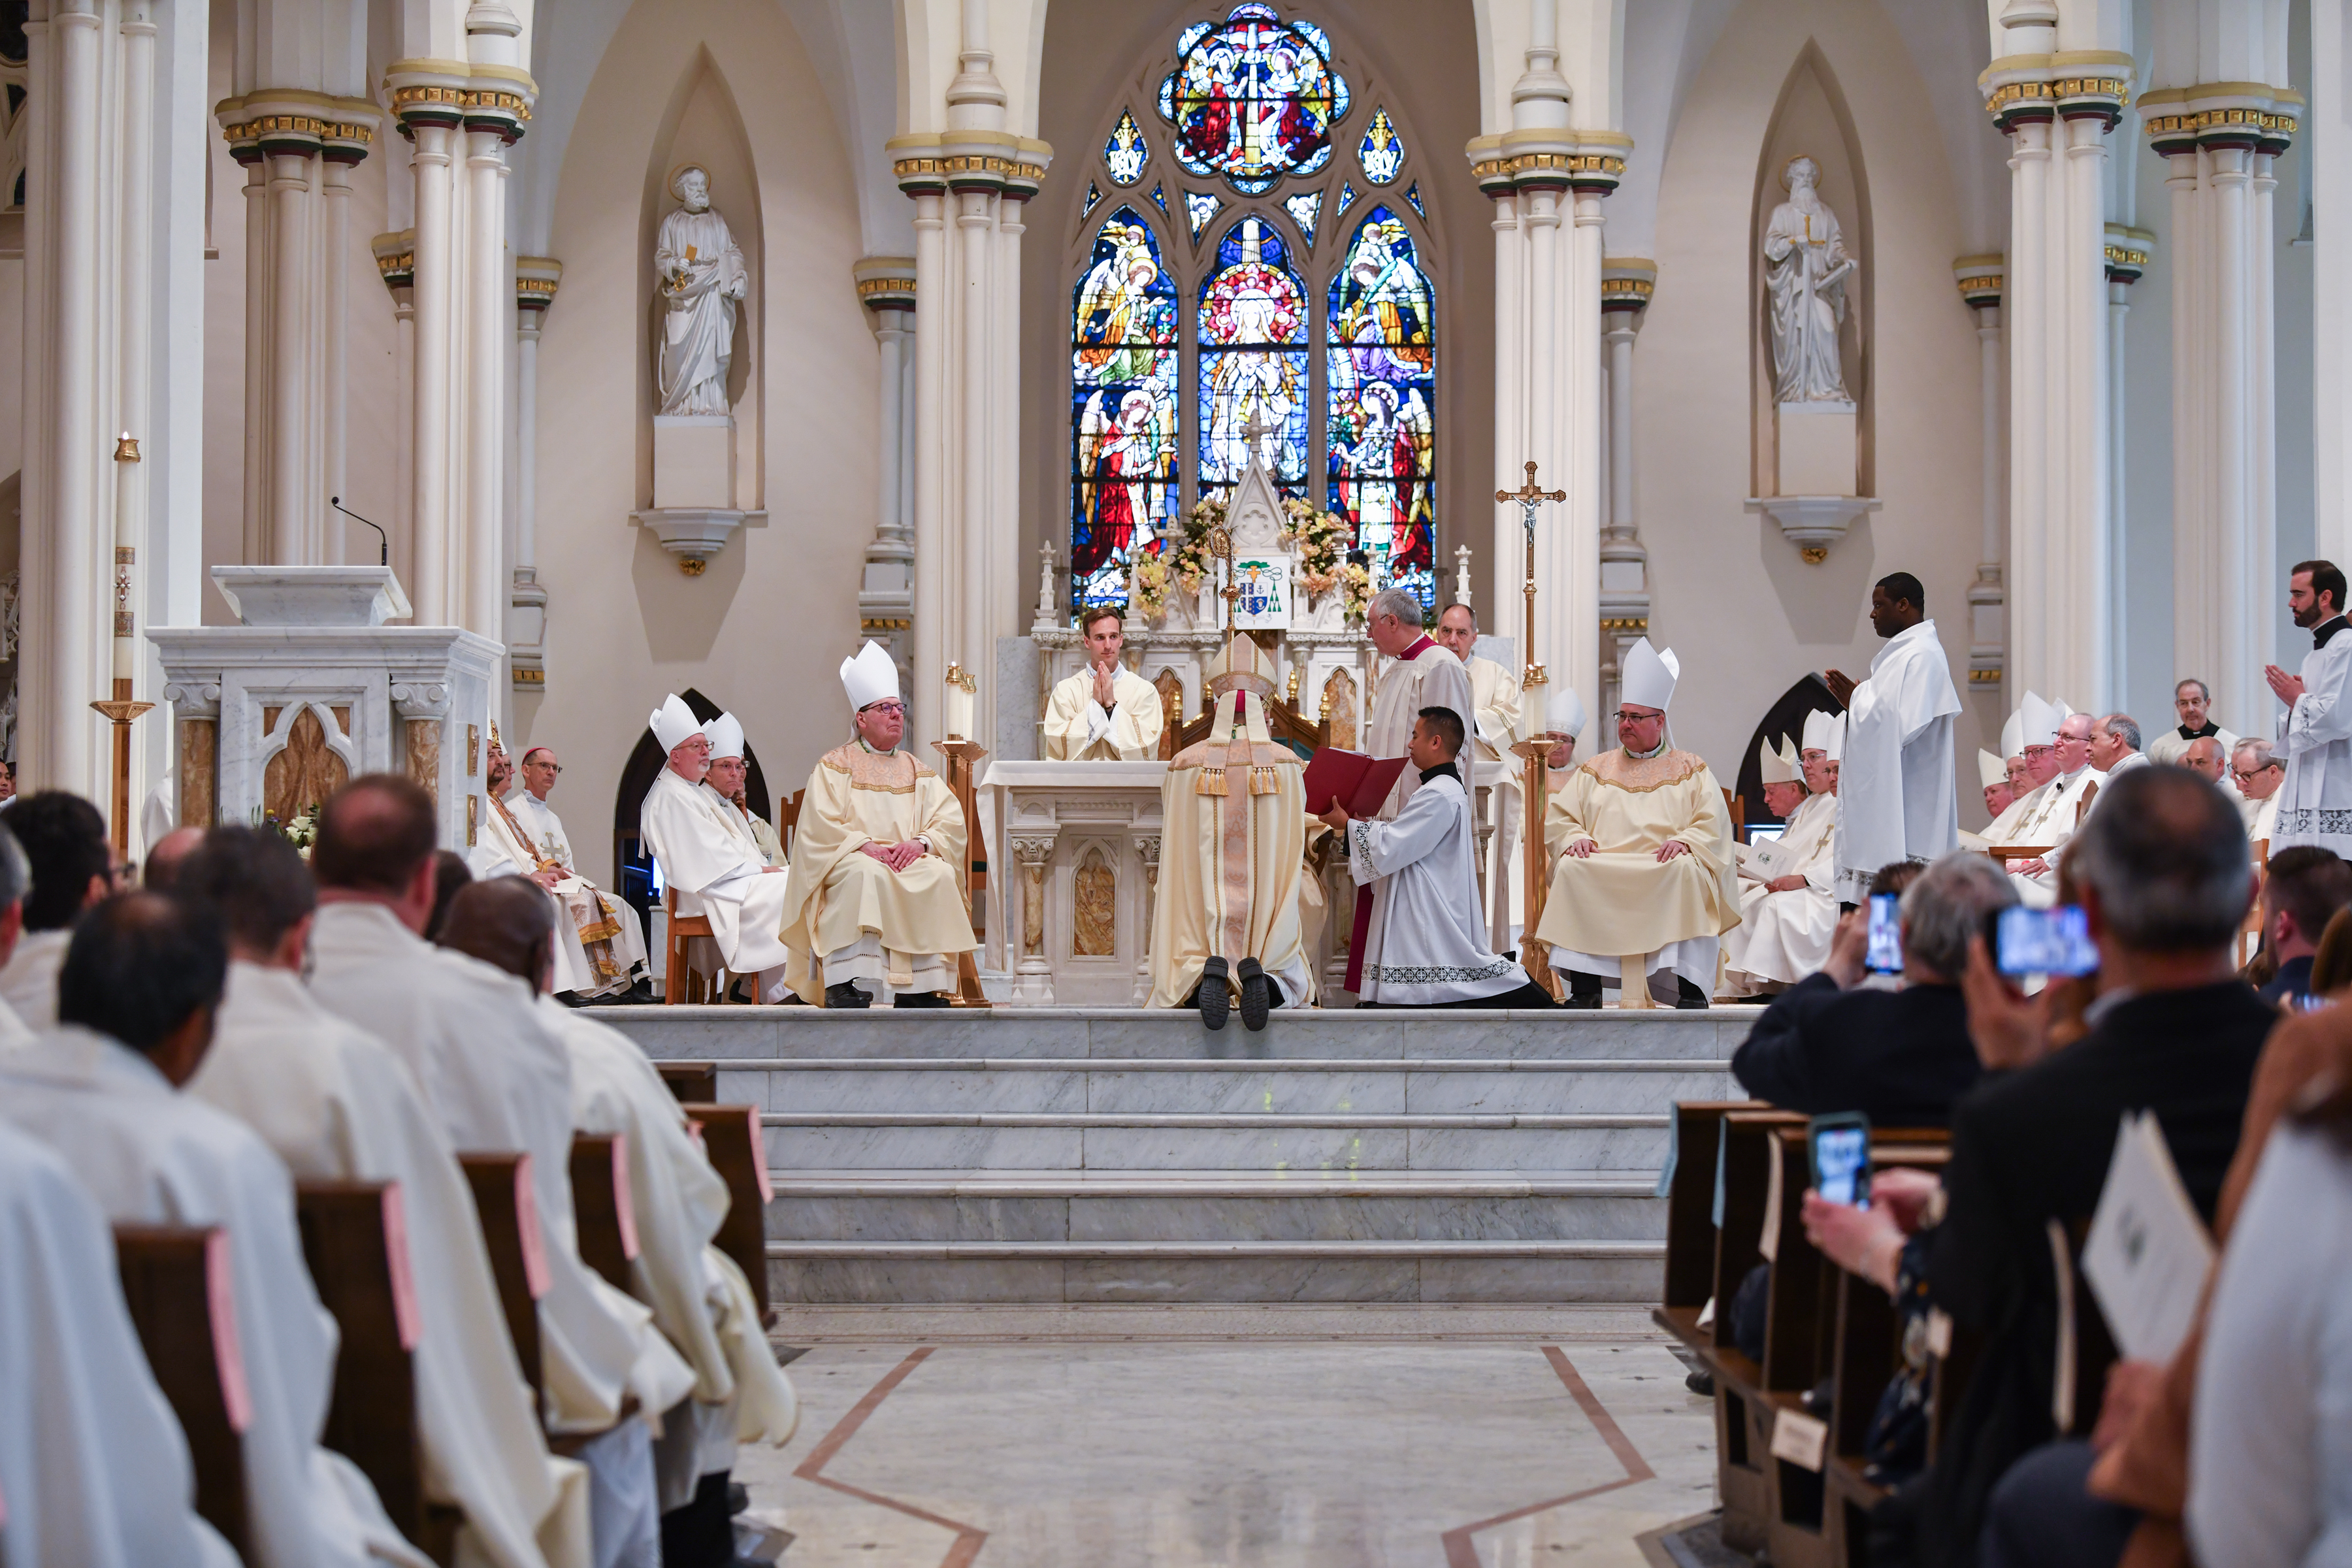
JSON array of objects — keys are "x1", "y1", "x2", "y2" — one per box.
[{"x1": 1301, "y1": 748, "x2": 1410, "y2": 817}]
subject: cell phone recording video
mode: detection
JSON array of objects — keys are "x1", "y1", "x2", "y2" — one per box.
[
  {"x1": 1866, "y1": 892, "x2": 1903, "y2": 973},
  {"x1": 1809, "y1": 1113, "x2": 1871, "y2": 1209},
  {"x1": 1991, "y1": 904, "x2": 2099, "y2": 979}
]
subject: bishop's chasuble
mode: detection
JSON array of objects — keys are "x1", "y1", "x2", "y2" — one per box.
[
  {"x1": 639, "y1": 767, "x2": 795, "y2": 994},
  {"x1": 474, "y1": 789, "x2": 644, "y2": 1000},
  {"x1": 192, "y1": 962, "x2": 587, "y2": 1568},
  {"x1": 779, "y1": 741, "x2": 974, "y2": 1002},
  {"x1": 1147, "y1": 689, "x2": 1314, "y2": 1009},
  {"x1": 1536, "y1": 746, "x2": 1739, "y2": 991},
  {"x1": 1722, "y1": 789, "x2": 1838, "y2": 993},
  {"x1": 1043, "y1": 666, "x2": 1166, "y2": 760}
]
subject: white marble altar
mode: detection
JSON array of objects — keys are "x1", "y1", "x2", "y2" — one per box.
[{"x1": 147, "y1": 566, "x2": 497, "y2": 851}]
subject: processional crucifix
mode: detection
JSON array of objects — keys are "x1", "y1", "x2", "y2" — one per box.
[{"x1": 1495, "y1": 459, "x2": 1567, "y2": 996}]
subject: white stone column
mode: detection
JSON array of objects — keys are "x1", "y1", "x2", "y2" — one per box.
[
  {"x1": 902, "y1": 182, "x2": 949, "y2": 746},
  {"x1": 462, "y1": 123, "x2": 510, "y2": 645},
  {"x1": 372, "y1": 232, "x2": 417, "y2": 584},
  {"x1": 1956, "y1": 259, "x2": 2006, "y2": 692},
  {"x1": 855, "y1": 259, "x2": 917, "y2": 684},
  {"x1": 1486, "y1": 189, "x2": 1524, "y2": 636},
  {"x1": 2104, "y1": 229, "x2": 2149, "y2": 700},
  {"x1": 510, "y1": 257, "x2": 559, "y2": 691},
  {"x1": 1598, "y1": 259, "x2": 1654, "y2": 715},
  {"x1": 2315, "y1": 3, "x2": 2352, "y2": 563},
  {"x1": 406, "y1": 116, "x2": 457, "y2": 623},
  {"x1": 39, "y1": 0, "x2": 103, "y2": 789}
]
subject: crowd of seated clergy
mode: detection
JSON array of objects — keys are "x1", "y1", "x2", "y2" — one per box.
[
  {"x1": 1714, "y1": 764, "x2": 2352, "y2": 1568},
  {"x1": 0, "y1": 776, "x2": 796, "y2": 1568}
]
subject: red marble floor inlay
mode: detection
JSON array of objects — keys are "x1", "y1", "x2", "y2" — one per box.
[
  {"x1": 792, "y1": 1345, "x2": 988, "y2": 1568},
  {"x1": 1437, "y1": 1345, "x2": 1659, "y2": 1568}
]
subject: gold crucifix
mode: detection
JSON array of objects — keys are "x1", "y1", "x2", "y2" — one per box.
[{"x1": 1495, "y1": 459, "x2": 1566, "y2": 685}]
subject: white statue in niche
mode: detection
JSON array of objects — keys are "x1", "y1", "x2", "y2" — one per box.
[
  {"x1": 1763, "y1": 155, "x2": 1856, "y2": 404},
  {"x1": 654, "y1": 164, "x2": 748, "y2": 416}
]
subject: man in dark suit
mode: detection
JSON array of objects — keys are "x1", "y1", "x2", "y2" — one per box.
[
  {"x1": 1897, "y1": 766, "x2": 2274, "y2": 1568},
  {"x1": 1731, "y1": 853, "x2": 2018, "y2": 1126}
]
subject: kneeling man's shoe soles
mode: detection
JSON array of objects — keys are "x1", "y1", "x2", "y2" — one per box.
[
  {"x1": 1237, "y1": 958, "x2": 1271, "y2": 1032},
  {"x1": 1199, "y1": 957, "x2": 1231, "y2": 1031}
]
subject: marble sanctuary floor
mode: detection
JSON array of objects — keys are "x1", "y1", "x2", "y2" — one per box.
[{"x1": 739, "y1": 1305, "x2": 1716, "y2": 1566}]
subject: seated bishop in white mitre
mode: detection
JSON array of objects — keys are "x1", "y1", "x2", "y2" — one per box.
[
  {"x1": 638, "y1": 694, "x2": 796, "y2": 1003},
  {"x1": 1535, "y1": 638, "x2": 1739, "y2": 1007},
  {"x1": 779, "y1": 642, "x2": 975, "y2": 1006},
  {"x1": 1722, "y1": 729, "x2": 1839, "y2": 996},
  {"x1": 1147, "y1": 634, "x2": 1314, "y2": 1020},
  {"x1": 478, "y1": 732, "x2": 650, "y2": 1001}
]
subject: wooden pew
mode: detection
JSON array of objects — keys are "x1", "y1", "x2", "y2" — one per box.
[
  {"x1": 657, "y1": 1060, "x2": 719, "y2": 1105},
  {"x1": 295, "y1": 1181, "x2": 463, "y2": 1567},
  {"x1": 113, "y1": 1225, "x2": 253, "y2": 1563},
  {"x1": 568, "y1": 1134, "x2": 638, "y2": 1293},
  {"x1": 678, "y1": 1102, "x2": 772, "y2": 1325},
  {"x1": 457, "y1": 1153, "x2": 546, "y2": 1413}
]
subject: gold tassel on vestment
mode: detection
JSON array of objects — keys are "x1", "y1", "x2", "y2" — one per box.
[
  {"x1": 1197, "y1": 768, "x2": 1229, "y2": 796},
  {"x1": 1250, "y1": 766, "x2": 1279, "y2": 795}
]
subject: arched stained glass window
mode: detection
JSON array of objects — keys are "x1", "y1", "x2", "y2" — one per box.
[
  {"x1": 1158, "y1": 3, "x2": 1348, "y2": 195},
  {"x1": 1198, "y1": 216, "x2": 1309, "y2": 508},
  {"x1": 1070, "y1": 210, "x2": 1181, "y2": 614},
  {"x1": 1357, "y1": 106, "x2": 1402, "y2": 184},
  {"x1": 1327, "y1": 206, "x2": 1435, "y2": 605},
  {"x1": 1103, "y1": 110, "x2": 1149, "y2": 185}
]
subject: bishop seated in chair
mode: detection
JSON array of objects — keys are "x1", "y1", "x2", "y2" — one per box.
[
  {"x1": 473, "y1": 730, "x2": 650, "y2": 1002},
  {"x1": 779, "y1": 641, "x2": 976, "y2": 1008},
  {"x1": 637, "y1": 695, "x2": 796, "y2": 1004},
  {"x1": 1535, "y1": 638, "x2": 1738, "y2": 1009}
]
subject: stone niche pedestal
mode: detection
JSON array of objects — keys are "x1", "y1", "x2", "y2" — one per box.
[
  {"x1": 634, "y1": 414, "x2": 766, "y2": 575},
  {"x1": 1746, "y1": 400, "x2": 1879, "y2": 563},
  {"x1": 147, "y1": 566, "x2": 498, "y2": 851}
]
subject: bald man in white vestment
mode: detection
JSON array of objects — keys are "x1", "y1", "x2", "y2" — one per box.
[
  {"x1": 0, "y1": 788, "x2": 116, "y2": 1029},
  {"x1": 781, "y1": 642, "x2": 975, "y2": 1007},
  {"x1": 0, "y1": 894, "x2": 430, "y2": 1568},
  {"x1": 1723, "y1": 734, "x2": 1838, "y2": 996},
  {"x1": 303, "y1": 777, "x2": 697, "y2": 1568},
  {"x1": 639, "y1": 695, "x2": 796, "y2": 1004},
  {"x1": 182, "y1": 827, "x2": 589, "y2": 1568},
  {"x1": 0, "y1": 1120, "x2": 242, "y2": 1568},
  {"x1": 472, "y1": 734, "x2": 646, "y2": 1004},
  {"x1": 1043, "y1": 609, "x2": 1165, "y2": 760},
  {"x1": 508, "y1": 742, "x2": 651, "y2": 999},
  {"x1": 1824, "y1": 574, "x2": 1960, "y2": 904}
]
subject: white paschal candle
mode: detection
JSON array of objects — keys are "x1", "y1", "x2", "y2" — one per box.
[{"x1": 944, "y1": 665, "x2": 973, "y2": 741}]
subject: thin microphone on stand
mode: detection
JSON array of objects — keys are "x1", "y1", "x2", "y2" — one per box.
[{"x1": 330, "y1": 497, "x2": 389, "y2": 566}]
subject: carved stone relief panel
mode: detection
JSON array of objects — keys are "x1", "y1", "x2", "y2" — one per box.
[
  {"x1": 1072, "y1": 844, "x2": 1117, "y2": 956},
  {"x1": 261, "y1": 706, "x2": 350, "y2": 825},
  {"x1": 1322, "y1": 668, "x2": 1358, "y2": 750}
]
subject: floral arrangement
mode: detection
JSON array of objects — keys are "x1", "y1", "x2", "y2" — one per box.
[
  {"x1": 1339, "y1": 561, "x2": 1373, "y2": 625},
  {"x1": 255, "y1": 804, "x2": 321, "y2": 860},
  {"x1": 1277, "y1": 495, "x2": 1362, "y2": 622},
  {"x1": 1130, "y1": 497, "x2": 1222, "y2": 619},
  {"x1": 1127, "y1": 492, "x2": 1367, "y2": 627}
]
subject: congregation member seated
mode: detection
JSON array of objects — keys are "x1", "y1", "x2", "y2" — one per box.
[
  {"x1": 0, "y1": 892, "x2": 427, "y2": 1568},
  {"x1": 425, "y1": 849, "x2": 472, "y2": 940},
  {"x1": 142, "y1": 823, "x2": 206, "y2": 890},
  {"x1": 640, "y1": 694, "x2": 795, "y2": 1003},
  {"x1": 1801, "y1": 766, "x2": 2275, "y2": 1568},
  {"x1": 180, "y1": 826, "x2": 578, "y2": 1568},
  {"x1": 2249, "y1": 846, "x2": 2352, "y2": 1007},
  {"x1": 1043, "y1": 607, "x2": 1164, "y2": 760},
  {"x1": 1731, "y1": 853, "x2": 2014, "y2": 1126},
  {"x1": 2087, "y1": 712, "x2": 2148, "y2": 789},
  {"x1": 2181, "y1": 734, "x2": 2228, "y2": 784},
  {"x1": 1722, "y1": 732, "x2": 1837, "y2": 996},
  {"x1": 2232, "y1": 737, "x2": 2285, "y2": 841},
  {"x1": 437, "y1": 879, "x2": 797, "y2": 1566},
  {"x1": 0, "y1": 791, "x2": 116, "y2": 1028},
  {"x1": 2147, "y1": 676, "x2": 2236, "y2": 766}
]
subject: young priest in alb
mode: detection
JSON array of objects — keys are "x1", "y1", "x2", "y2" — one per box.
[{"x1": 1318, "y1": 706, "x2": 1554, "y2": 1008}]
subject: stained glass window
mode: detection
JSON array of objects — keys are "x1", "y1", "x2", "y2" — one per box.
[
  {"x1": 1158, "y1": 3, "x2": 1350, "y2": 196},
  {"x1": 1327, "y1": 207, "x2": 1436, "y2": 609},
  {"x1": 1198, "y1": 216, "x2": 1309, "y2": 508},
  {"x1": 1282, "y1": 190, "x2": 1322, "y2": 248},
  {"x1": 1337, "y1": 180, "x2": 1357, "y2": 217},
  {"x1": 1070, "y1": 209, "x2": 1181, "y2": 615},
  {"x1": 1083, "y1": 182, "x2": 1102, "y2": 219},
  {"x1": 1148, "y1": 182, "x2": 1169, "y2": 216},
  {"x1": 1104, "y1": 110, "x2": 1149, "y2": 185},
  {"x1": 1183, "y1": 189, "x2": 1223, "y2": 240},
  {"x1": 1405, "y1": 180, "x2": 1424, "y2": 219},
  {"x1": 1358, "y1": 106, "x2": 1403, "y2": 184}
]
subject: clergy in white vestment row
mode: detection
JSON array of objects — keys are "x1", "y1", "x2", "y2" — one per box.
[
  {"x1": 0, "y1": 789, "x2": 116, "y2": 1030},
  {"x1": 697, "y1": 713, "x2": 781, "y2": 867},
  {"x1": 2267, "y1": 560, "x2": 2352, "y2": 858},
  {"x1": 472, "y1": 732, "x2": 649, "y2": 1002},
  {"x1": 305, "y1": 777, "x2": 700, "y2": 1561},
  {"x1": 1043, "y1": 608, "x2": 1166, "y2": 760},
  {"x1": 2146, "y1": 677, "x2": 2240, "y2": 767},
  {"x1": 1435, "y1": 601, "x2": 1526, "y2": 948},
  {"x1": 638, "y1": 694, "x2": 796, "y2": 1004},
  {"x1": 0, "y1": 894, "x2": 431, "y2": 1568},
  {"x1": 1722, "y1": 734, "x2": 1838, "y2": 996},
  {"x1": 1320, "y1": 705, "x2": 1552, "y2": 1008},
  {"x1": 1826, "y1": 573, "x2": 1960, "y2": 904},
  {"x1": 1978, "y1": 748, "x2": 2014, "y2": 822},
  {"x1": 779, "y1": 642, "x2": 975, "y2": 1007},
  {"x1": 179, "y1": 827, "x2": 591, "y2": 1568},
  {"x1": 2233, "y1": 738, "x2": 2285, "y2": 844},
  {"x1": 2004, "y1": 702, "x2": 2099, "y2": 903},
  {"x1": 1536, "y1": 638, "x2": 1739, "y2": 1008},
  {"x1": 1980, "y1": 693, "x2": 2061, "y2": 848},
  {"x1": 1147, "y1": 633, "x2": 1313, "y2": 1028}
]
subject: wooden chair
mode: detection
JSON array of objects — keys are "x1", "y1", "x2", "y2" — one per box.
[
  {"x1": 777, "y1": 789, "x2": 804, "y2": 858},
  {"x1": 295, "y1": 1181, "x2": 462, "y2": 1566},
  {"x1": 1173, "y1": 693, "x2": 1330, "y2": 755},
  {"x1": 655, "y1": 1060, "x2": 719, "y2": 1104},
  {"x1": 568, "y1": 1135, "x2": 637, "y2": 1293},
  {"x1": 1722, "y1": 788, "x2": 1747, "y2": 845},
  {"x1": 2240, "y1": 837, "x2": 2272, "y2": 968},
  {"x1": 455, "y1": 1154, "x2": 546, "y2": 1413},
  {"x1": 661, "y1": 887, "x2": 732, "y2": 1005},
  {"x1": 679, "y1": 1103, "x2": 772, "y2": 1326},
  {"x1": 1987, "y1": 843, "x2": 2054, "y2": 868},
  {"x1": 114, "y1": 1225, "x2": 253, "y2": 1563}
]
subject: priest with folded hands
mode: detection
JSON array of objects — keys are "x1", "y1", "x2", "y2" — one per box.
[
  {"x1": 1043, "y1": 606, "x2": 1164, "y2": 760},
  {"x1": 1317, "y1": 705, "x2": 1552, "y2": 1008},
  {"x1": 781, "y1": 641, "x2": 975, "y2": 1007},
  {"x1": 1148, "y1": 633, "x2": 1313, "y2": 1028},
  {"x1": 638, "y1": 694, "x2": 795, "y2": 1004},
  {"x1": 1535, "y1": 638, "x2": 1737, "y2": 1009}
]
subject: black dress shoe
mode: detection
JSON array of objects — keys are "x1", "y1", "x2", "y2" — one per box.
[
  {"x1": 1566, "y1": 972, "x2": 1604, "y2": 1010},
  {"x1": 1686, "y1": 1367, "x2": 1715, "y2": 1397},
  {"x1": 1237, "y1": 957, "x2": 1271, "y2": 1032},
  {"x1": 1198, "y1": 956, "x2": 1230, "y2": 1030},
  {"x1": 893, "y1": 990, "x2": 951, "y2": 1008},
  {"x1": 1674, "y1": 977, "x2": 1710, "y2": 1010},
  {"x1": 823, "y1": 982, "x2": 872, "y2": 1009}
]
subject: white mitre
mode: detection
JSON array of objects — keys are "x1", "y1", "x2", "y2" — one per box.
[
  {"x1": 1978, "y1": 748, "x2": 2006, "y2": 789},
  {"x1": 650, "y1": 693, "x2": 702, "y2": 752},
  {"x1": 1550, "y1": 683, "x2": 1587, "y2": 740},
  {"x1": 2020, "y1": 691, "x2": 2061, "y2": 749},
  {"x1": 1758, "y1": 734, "x2": 1799, "y2": 785},
  {"x1": 1801, "y1": 708, "x2": 1838, "y2": 756},
  {"x1": 2001, "y1": 701, "x2": 2028, "y2": 761},
  {"x1": 703, "y1": 711, "x2": 745, "y2": 760},
  {"x1": 1620, "y1": 638, "x2": 1680, "y2": 712},
  {"x1": 840, "y1": 640, "x2": 900, "y2": 711},
  {"x1": 1828, "y1": 713, "x2": 1847, "y2": 761}
]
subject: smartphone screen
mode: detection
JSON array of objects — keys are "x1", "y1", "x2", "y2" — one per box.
[
  {"x1": 1993, "y1": 904, "x2": 2100, "y2": 977},
  {"x1": 1866, "y1": 893, "x2": 1903, "y2": 973},
  {"x1": 1810, "y1": 1119, "x2": 1871, "y2": 1209}
]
